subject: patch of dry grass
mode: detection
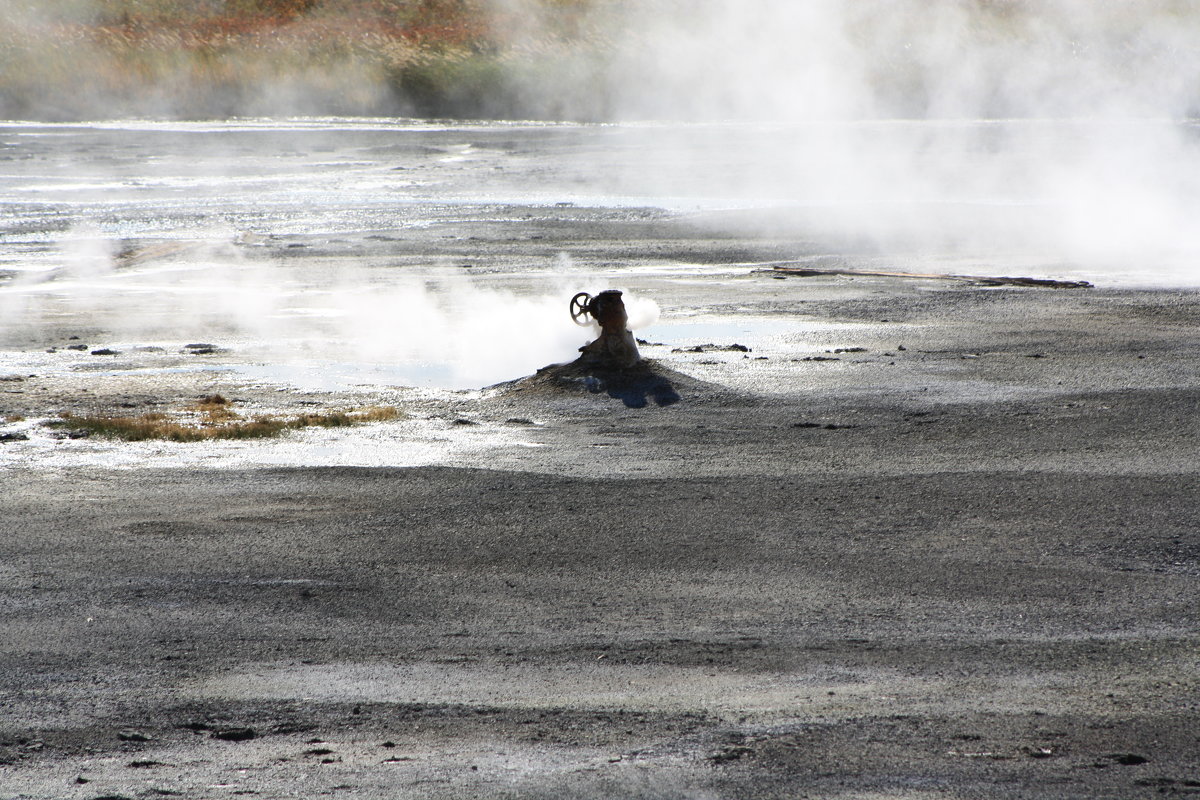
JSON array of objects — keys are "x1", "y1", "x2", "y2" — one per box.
[{"x1": 48, "y1": 399, "x2": 402, "y2": 442}]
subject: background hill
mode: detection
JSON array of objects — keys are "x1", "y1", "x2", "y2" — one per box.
[{"x1": 2, "y1": 0, "x2": 1198, "y2": 122}]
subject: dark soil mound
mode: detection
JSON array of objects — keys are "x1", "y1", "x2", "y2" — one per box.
[{"x1": 495, "y1": 357, "x2": 709, "y2": 408}]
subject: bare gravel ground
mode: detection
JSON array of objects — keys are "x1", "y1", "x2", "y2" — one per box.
[{"x1": 1, "y1": 246, "x2": 1199, "y2": 798}]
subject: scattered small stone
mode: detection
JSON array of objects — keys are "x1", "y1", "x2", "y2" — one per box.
[
  {"x1": 452, "y1": 418, "x2": 479, "y2": 426},
  {"x1": 710, "y1": 746, "x2": 755, "y2": 764},
  {"x1": 800, "y1": 356, "x2": 840, "y2": 362},
  {"x1": 0, "y1": 432, "x2": 29, "y2": 442},
  {"x1": 182, "y1": 343, "x2": 219, "y2": 355},
  {"x1": 381, "y1": 741, "x2": 396, "y2": 748},
  {"x1": 68, "y1": 335, "x2": 80, "y2": 340},
  {"x1": 897, "y1": 344, "x2": 907, "y2": 350},
  {"x1": 74, "y1": 776, "x2": 89, "y2": 784},
  {"x1": 672, "y1": 343, "x2": 751, "y2": 353},
  {"x1": 66, "y1": 344, "x2": 89, "y2": 351},
  {"x1": 1025, "y1": 746, "x2": 1055, "y2": 759},
  {"x1": 211, "y1": 727, "x2": 256, "y2": 742},
  {"x1": 117, "y1": 730, "x2": 152, "y2": 742},
  {"x1": 0, "y1": 375, "x2": 23, "y2": 382},
  {"x1": 133, "y1": 346, "x2": 166, "y2": 353},
  {"x1": 832, "y1": 347, "x2": 867, "y2": 353},
  {"x1": 128, "y1": 759, "x2": 168, "y2": 768},
  {"x1": 505, "y1": 418, "x2": 536, "y2": 426},
  {"x1": 791, "y1": 422, "x2": 856, "y2": 430},
  {"x1": 90, "y1": 349, "x2": 120, "y2": 356}
]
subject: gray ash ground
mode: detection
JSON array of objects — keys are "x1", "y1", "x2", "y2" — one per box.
[
  {"x1": 1, "y1": 121, "x2": 1199, "y2": 799},
  {"x1": 3, "y1": 264, "x2": 1198, "y2": 799}
]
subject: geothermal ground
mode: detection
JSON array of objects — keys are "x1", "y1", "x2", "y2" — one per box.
[
  {"x1": 2, "y1": 261, "x2": 1198, "y2": 799},
  {"x1": 1, "y1": 121, "x2": 1199, "y2": 799}
]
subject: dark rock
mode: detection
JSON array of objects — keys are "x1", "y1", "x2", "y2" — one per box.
[
  {"x1": 117, "y1": 730, "x2": 152, "y2": 742},
  {"x1": 1106, "y1": 753, "x2": 1149, "y2": 766},
  {"x1": 178, "y1": 722, "x2": 211, "y2": 731},
  {"x1": 90, "y1": 349, "x2": 120, "y2": 356},
  {"x1": 211, "y1": 727, "x2": 256, "y2": 742},
  {"x1": 0, "y1": 432, "x2": 29, "y2": 442},
  {"x1": 66, "y1": 344, "x2": 89, "y2": 351},
  {"x1": 49, "y1": 429, "x2": 90, "y2": 440}
]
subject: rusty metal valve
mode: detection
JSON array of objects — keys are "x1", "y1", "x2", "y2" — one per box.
[{"x1": 570, "y1": 290, "x2": 641, "y2": 368}]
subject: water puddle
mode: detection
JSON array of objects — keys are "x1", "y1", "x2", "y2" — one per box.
[
  {"x1": 235, "y1": 359, "x2": 467, "y2": 391},
  {"x1": 642, "y1": 317, "x2": 872, "y2": 352},
  {"x1": 643, "y1": 318, "x2": 799, "y2": 346}
]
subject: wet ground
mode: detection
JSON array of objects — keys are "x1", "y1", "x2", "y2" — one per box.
[{"x1": 1, "y1": 120, "x2": 1199, "y2": 798}]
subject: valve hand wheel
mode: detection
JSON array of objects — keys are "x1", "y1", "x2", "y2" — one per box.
[{"x1": 569, "y1": 292, "x2": 593, "y2": 326}]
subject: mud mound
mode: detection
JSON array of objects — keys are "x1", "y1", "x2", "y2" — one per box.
[{"x1": 494, "y1": 358, "x2": 710, "y2": 408}]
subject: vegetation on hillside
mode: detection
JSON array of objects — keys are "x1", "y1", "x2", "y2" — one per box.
[{"x1": 0, "y1": 0, "x2": 622, "y2": 120}]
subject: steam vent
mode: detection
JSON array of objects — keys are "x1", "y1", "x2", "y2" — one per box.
[{"x1": 571, "y1": 290, "x2": 641, "y2": 369}]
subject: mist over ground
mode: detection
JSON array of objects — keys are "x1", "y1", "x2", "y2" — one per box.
[{"x1": 2, "y1": 0, "x2": 1199, "y2": 288}]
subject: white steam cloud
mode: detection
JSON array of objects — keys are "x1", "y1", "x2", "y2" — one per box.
[
  {"x1": 0, "y1": 236, "x2": 662, "y2": 389},
  {"x1": 606, "y1": 0, "x2": 1200, "y2": 122},
  {"x1": 583, "y1": 0, "x2": 1200, "y2": 281}
]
